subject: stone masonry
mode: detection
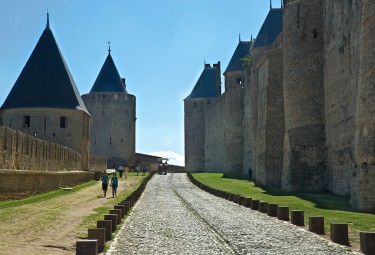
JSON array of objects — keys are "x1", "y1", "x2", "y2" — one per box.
[{"x1": 184, "y1": 0, "x2": 375, "y2": 212}]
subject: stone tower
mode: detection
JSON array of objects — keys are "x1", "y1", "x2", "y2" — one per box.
[
  {"x1": 0, "y1": 14, "x2": 91, "y2": 170},
  {"x1": 184, "y1": 63, "x2": 221, "y2": 172},
  {"x1": 282, "y1": 0, "x2": 326, "y2": 192},
  {"x1": 223, "y1": 39, "x2": 251, "y2": 176},
  {"x1": 81, "y1": 48, "x2": 136, "y2": 168},
  {"x1": 248, "y1": 8, "x2": 283, "y2": 183}
]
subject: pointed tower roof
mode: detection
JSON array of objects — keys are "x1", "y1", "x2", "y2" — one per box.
[
  {"x1": 89, "y1": 47, "x2": 127, "y2": 93},
  {"x1": 224, "y1": 40, "x2": 251, "y2": 74},
  {"x1": 1, "y1": 14, "x2": 89, "y2": 114},
  {"x1": 253, "y1": 8, "x2": 283, "y2": 49},
  {"x1": 185, "y1": 63, "x2": 221, "y2": 100}
]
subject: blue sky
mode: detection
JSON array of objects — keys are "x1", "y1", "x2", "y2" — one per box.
[{"x1": 0, "y1": 0, "x2": 281, "y2": 165}]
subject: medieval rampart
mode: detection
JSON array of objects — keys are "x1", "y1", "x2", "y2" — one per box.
[
  {"x1": 0, "y1": 126, "x2": 106, "y2": 172},
  {"x1": 204, "y1": 95, "x2": 225, "y2": 172}
]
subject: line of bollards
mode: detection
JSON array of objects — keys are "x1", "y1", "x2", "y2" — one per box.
[
  {"x1": 76, "y1": 171, "x2": 155, "y2": 255},
  {"x1": 186, "y1": 173, "x2": 375, "y2": 255}
]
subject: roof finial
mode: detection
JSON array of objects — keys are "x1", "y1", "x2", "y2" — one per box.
[
  {"x1": 239, "y1": 33, "x2": 241, "y2": 42},
  {"x1": 270, "y1": 0, "x2": 272, "y2": 10},
  {"x1": 108, "y1": 41, "x2": 111, "y2": 54},
  {"x1": 46, "y1": 10, "x2": 50, "y2": 29},
  {"x1": 251, "y1": 34, "x2": 253, "y2": 42},
  {"x1": 204, "y1": 57, "x2": 206, "y2": 65}
]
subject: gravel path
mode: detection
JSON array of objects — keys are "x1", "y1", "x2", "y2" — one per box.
[{"x1": 107, "y1": 173, "x2": 358, "y2": 255}]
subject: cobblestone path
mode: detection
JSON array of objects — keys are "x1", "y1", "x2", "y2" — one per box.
[{"x1": 107, "y1": 173, "x2": 358, "y2": 255}]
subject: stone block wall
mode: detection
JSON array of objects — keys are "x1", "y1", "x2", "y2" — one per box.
[
  {"x1": 282, "y1": 0, "x2": 327, "y2": 192},
  {"x1": 89, "y1": 155, "x2": 107, "y2": 172},
  {"x1": 323, "y1": 0, "x2": 362, "y2": 196},
  {"x1": 0, "y1": 170, "x2": 94, "y2": 195},
  {"x1": 82, "y1": 92, "x2": 136, "y2": 168},
  {"x1": 204, "y1": 95, "x2": 225, "y2": 172},
  {"x1": 224, "y1": 71, "x2": 245, "y2": 176},
  {"x1": 0, "y1": 126, "x2": 81, "y2": 171},
  {"x1": 256, "y1": 47, "x2": 284, "y2": 187},
  {"x1": 184, "y1": 99, "x2": 210, "y2": 172}
]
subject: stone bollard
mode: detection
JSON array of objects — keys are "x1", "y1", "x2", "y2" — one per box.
[
  {"x1": 115, "y1": 205, "x2": 125, "y2": 218},
  {"x1": 97, "y1": 220, "x2": 112, "y2": 241},
  {"x1": 277, "y1": 206, "x2": 289, "y2": 221},
  {"x1": 360, "y1": 232, "x2": 375, "y2": 255},
  {"x1": 259, "y1": 201, "x2": 268, "y2": 213},
  {"x1": 76, "y1": 240, "x2": 97, "y2": 255},
  {"x1": 104, "y1": 214, "x2": 117, "y2": 232},
  {"x1": 110, "y1": 209, "x2": 123, "y2": 223},
  {"x1": 291, "y1": 210, "x2": 305, "y2": 226},
  {"x1": 251, "y1": 199, "x2": 260, "y2": 210},
  {"x1": 267, "y1": 204, "x2": 278, "y2": 217},
  {"x1": 238, "y1": 196, "x2": 245, "y2": 205},
  {"x1": 309, "y1": 216, "x2": 325, "y2": 235},
  {"x1": 330, "y1": 223, "x2": 349, "y2": 246},
  {"x1": 88, "y1": 228, "x2": 105, "y2": 252},
  {"x1": 244, "y1": 198, "x2": 252, "y2": 208}
]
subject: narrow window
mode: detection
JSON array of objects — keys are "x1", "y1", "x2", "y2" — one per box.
[
  {"x1": 44, "y1": 118, "x2": 47, "y2": 132},
  {"x1": 9, "y1": 119, "x2": 12, "y2": 128},
  {"x1": 0, "y1": 118, "x2": 3, "y2": 126},
  {"x1": 236, "y1": 78, "x2": 242, "y2": 84},
  {"x1": 314, "y1": 28, "x2": 318, "y2": 38},
  {"x1": 121, "y1": 138, "x2": 123, "y2": 143},
  {"x1": 94, "y1": 138, "x2": 96, "y2": 145},
  {"x1": 24, "y1": 116, "x2": 30, "y2": 128},
  {"x1": 60, "y1": 117, "x2": 66, "y2": 128},
  {"x1": 110, "y1": 137, "x2": 112, "y2": 145}
]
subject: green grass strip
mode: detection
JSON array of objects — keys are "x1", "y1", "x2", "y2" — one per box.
[
  {"x1": 192, "y1": 172, "x2": 375, "y2": 244},
  {"x1": 0, "y1": 180, "x2": 96, "y2": 209}
]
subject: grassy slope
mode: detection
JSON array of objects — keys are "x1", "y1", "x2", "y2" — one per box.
[{"x1": 192, "y1": 172, "x2": 375, "y2": 245}]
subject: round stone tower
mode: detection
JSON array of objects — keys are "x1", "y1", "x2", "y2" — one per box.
[
  {"x1": 82, "y1": 49, "x2": 136, "y2": 168},
  {"x1": 282, "y1": 0, "x2": 327, "y2": 192}
]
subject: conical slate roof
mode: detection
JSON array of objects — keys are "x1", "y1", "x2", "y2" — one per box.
[
  {"x1": 89, "y1": 53, "x2": 127, "y2": 93},
  {"x1": 253, "y1": 8, "x2": 283, "y2": 49},
  {"x1": 224, "y1": 40, "x2": 251, "y2": 74},
  {"x1": 185, "y1": 64, "x2": 220, "y2": 100},
  {"x1": 1, "y1": 18, "x2": 89, "y2": 114}
]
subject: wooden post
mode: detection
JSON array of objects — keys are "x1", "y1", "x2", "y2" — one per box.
[
  {"x1": 259, "y1": 201, "x2": 268, "y2": 213},
  {"x1": 76, "y1": 240, "x2": 97, "y2": 255},
  {"x1": 267, "y1": 204, "x2": 278, "y2": 217},
  {"x1": 360, "y1": 232, "x2": 375, "y2": 255},
  {"x1": 88, "y1": 228, "x2": 105, "y2": 252},
  {"x1": 330, "y1": 223, "x2": 349, "y2": 245},
  {"x1": 277, "y1": 206, "x2": 289, "y2": 221},
  {"x1": 291, "y1": 210, "x2": 304, "y2": 226},
  {"x1": 309, "y1": 216, "x2": 325, "y2": 235}
]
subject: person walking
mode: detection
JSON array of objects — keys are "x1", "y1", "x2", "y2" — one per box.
[
  {"x1": 142, "y1": 164, "x2": 147, "y2": 176},
  {"x1": 136, "y1": 164, "x2": 140, "y2": 176},
  {"x1": 118, "y1": 164, "x2": 124, "y2": 178},
  {"x1": 124, "y1": 164, "x2": 129, "y2": 178},
  {"x1": 101, "y1": 171, "x2": 109, "y2": 198},
  {"x1": 110, "y1": 173, "x2": 118, "y2": 198}
]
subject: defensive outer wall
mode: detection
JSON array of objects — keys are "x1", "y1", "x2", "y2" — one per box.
[
  {"x1": 184, "y1": 0, "x2": 375, "y2": 212},
  {"x1": 0, "y1": 126, "x2": 106, "y2": 196}
]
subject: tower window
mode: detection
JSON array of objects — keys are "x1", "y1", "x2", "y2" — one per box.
[
  {"x1": 314, "y1": 28, "x2": 318, "y2": 38},
  {"x1": 110, "y1": 137, "x2": 112, "y2": 145},
  {"x1": 24, "y1": 116, "x2": 30, "y2": 128},
  {"x1": 60, "y1": 117, "x2": 67, "y2": 128},
  {"x1": 236, "y1": 78, "x2": 242, "y2": 84}
]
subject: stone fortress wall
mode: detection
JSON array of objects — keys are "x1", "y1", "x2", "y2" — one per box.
[
  {"x1": 185, "y1": 0, "x2": 375, "y2": 212},
  {"x1": 0, "y1": 126, "x2": 106, "y2": 172},
  {"x1": 204, "y1": 95, "x2": 225, "y2": 172},
  {"x1": 0, "y1": 125, "x2": 106, "y2": 196}
]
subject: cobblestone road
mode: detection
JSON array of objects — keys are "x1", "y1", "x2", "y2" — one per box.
[{"x1": 107, "y1": 173, "x2": 358, "y2": 255}]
